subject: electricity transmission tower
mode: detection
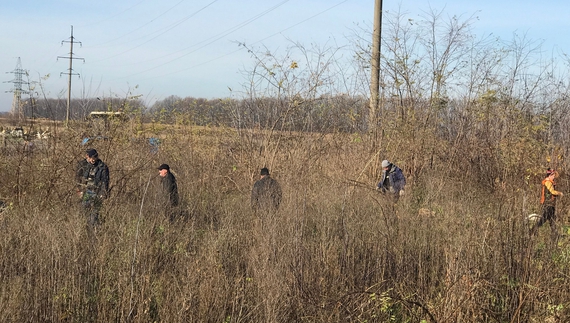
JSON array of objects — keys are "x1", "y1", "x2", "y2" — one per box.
[
  {"x1": 5, "y1": 57, "x2": 29, "y2": 123},
  {"x1": 58, "y1": 25, "x2": 84, "y2": 125}
]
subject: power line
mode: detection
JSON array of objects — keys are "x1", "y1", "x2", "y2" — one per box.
[
  {"x1": 109, "y1": 0, "x2": 292, "y2": 80},
  {"x1": 129, "y1": 0, "x2": 349, "y2": 81},
  {"x1": 85, "y1": 0, "x2": 186, "y2": 48},
  {"x1": 117, "y1": 0, "x2": 291, "y2": 68},
  {"x1": 89, "y1": 0, "x2": 220, "y2": 63},
  {"x1": 78, "y1": 0, "x2": 148, "y2": 29}
]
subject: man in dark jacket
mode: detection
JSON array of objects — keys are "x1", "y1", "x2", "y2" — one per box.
[
  {"x1": 251, "y1": 167, "x2": 282, "y2": 214},
  {"x1": 377, "y1": 160, "x2": 406, "y2": 202},
  {"x1": 158, "y1": 164, "x2": 179, "y2": 222},
  {"x1": 80, "y1": 149, "x2": 110, "y2": 228}
]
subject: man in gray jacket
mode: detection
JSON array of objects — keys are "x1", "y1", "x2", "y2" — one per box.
[{"x1": 377, "y1": 160, "x2": 406, "y2": 202}]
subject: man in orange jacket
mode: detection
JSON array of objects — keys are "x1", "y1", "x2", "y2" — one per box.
[{"x1": 531, "y1": 168, "x2": 564, "y2": 240}]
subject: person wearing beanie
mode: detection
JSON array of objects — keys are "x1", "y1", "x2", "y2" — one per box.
[
  {"x1": 78, "y1": 148, "x2": 110, "y2": 229},
  {"x1": 251, "y1": 167, "x2": 282, "y2": 214},
  {"x1": 376, "y1": 160, "x2": 406, "y2": 202},
  {"x1": 158, "y1": 163, "x2": 179, "y2": 222},
  {"x1": 532, "y1": 168, "x2": 563, "y2": 241}
]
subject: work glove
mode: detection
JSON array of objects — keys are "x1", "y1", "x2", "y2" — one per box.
[{"x1": 399, "y1": 190, "x2": 405, "y2": 196}]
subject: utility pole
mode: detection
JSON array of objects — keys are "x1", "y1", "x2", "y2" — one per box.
[
  {"x1": 5, "y1": 57, "x2": 29, "y2": 124},
  {"x1": 58, "y1": 25, "x2": 84, "y2": 126},
  {"x1": 369, "y1": 0, "x2": 383, "y2": 137}
]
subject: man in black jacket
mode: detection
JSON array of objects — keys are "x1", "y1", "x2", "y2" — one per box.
[
  {"x1": 251, "y1": 167, "x2": 282, "y2": 215},
  {"x1": 158, "y1": 164, "x2": 179, "y2": 222},
  {"x1": 80, "y1": 149, "x2": 110, "y2": 228}
]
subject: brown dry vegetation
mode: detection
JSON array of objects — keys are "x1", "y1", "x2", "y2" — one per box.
[
  {"x1": 1, "y1": 106, "x2": 569, "y2": 323},
  {"x1": 3, "y1": 8, "x2": 570, "y2": 323}
]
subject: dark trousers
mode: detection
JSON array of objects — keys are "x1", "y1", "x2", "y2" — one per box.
[
  {"x1": 82, "y1": 191, "x2": 102, "y2": 228},
  {"x1": 531, "y1": 205, "x2": 558, "y2": 242}
]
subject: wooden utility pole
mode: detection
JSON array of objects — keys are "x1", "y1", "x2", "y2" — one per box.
[
  {"x1": 369, "y1": 0, "x2": 382, "y2": 135},
  {"x1": 58, "y1": 25, "x2": 84, "y2": 126}
]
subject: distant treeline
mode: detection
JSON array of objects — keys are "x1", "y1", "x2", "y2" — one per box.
[{"x1": 4, "y1": 95, "x2": 370, "y2": 133}]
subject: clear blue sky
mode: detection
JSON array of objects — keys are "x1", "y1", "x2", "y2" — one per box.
[{"x1": 1, "y1": 0, "x2": 569, "y2": 112}]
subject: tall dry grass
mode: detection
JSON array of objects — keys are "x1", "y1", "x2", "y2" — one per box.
[{"x1": 1, "y1": 115, "x2": 569, "y2": 323}]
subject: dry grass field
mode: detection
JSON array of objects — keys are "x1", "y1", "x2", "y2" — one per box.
[{"x1": 1, "y1": 115, "x2": 570, "y2": 322}]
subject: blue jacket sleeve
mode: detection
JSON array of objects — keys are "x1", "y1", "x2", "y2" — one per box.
[
  {"x1": 391, "y1": 168, "x2": 406, "y2": 192},
  {"x1": 377, "y1": 171, "x2": 387, "y2": 189}
]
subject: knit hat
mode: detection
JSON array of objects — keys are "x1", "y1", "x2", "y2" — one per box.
[
  {"x1": 260, "y1": 167, "x2": 270, "y2": 175},
  {"x1": 546, "y1": 168, "x2": 559, "y2": 178},
  {"x1": 86, "y1": 149, "x2": 98, "y2": 158},
  {"x1": 381, "y1": 160, "x2": 390, "y2": 168},
  {"x1": 157, "y1": 164, "x2": 170, "y2": 171}
]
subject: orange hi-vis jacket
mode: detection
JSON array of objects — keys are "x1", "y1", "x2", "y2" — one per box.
[{"x1": 541, "y1": 178, "x2": 561, "y2": 205}]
